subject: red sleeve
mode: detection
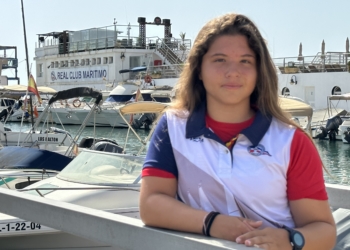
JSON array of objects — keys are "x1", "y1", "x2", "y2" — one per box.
[
  {"x1": 287, "y1": 129, "x2": 328, "y2": 200},
  {"x1": 142, "y1": 167, "x2": 176, "y2": 178}
]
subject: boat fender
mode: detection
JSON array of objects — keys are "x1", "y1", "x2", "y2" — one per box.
[
  {"x1": 144, "y1": 75, "x2": 152, "y2": 84},
  {"x1": 73, "y1": 99, "x2": 81, "y2": 108}
]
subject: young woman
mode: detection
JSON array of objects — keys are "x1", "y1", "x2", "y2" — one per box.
[{"x1": 140, "y1": 13, "x2": 336, "y2": 249}]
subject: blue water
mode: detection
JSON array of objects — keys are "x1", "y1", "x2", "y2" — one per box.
[{"x1": 4, "y1": 122, "x2": 350, "y2": 185}]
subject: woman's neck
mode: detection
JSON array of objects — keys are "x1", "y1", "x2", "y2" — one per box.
[{"x1": 206, "y1": 101, "x2": 255, "y2": 123}]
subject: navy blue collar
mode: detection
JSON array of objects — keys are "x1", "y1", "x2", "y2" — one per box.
[{"x1": 185, "y1": 102, "x2": 272, "y2": 146}]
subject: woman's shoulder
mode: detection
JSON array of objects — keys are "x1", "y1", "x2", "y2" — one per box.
[
  {"x1": 270, "y1": 117, "x2": 298, "y2": 133},
  {"x1": 166, "y1": 108, "x2": 189, "y2": 120}
]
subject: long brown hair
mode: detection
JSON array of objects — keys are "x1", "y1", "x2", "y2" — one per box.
[
  {"x1": 172, "y1": 13, "x2": 292, "y2": 125},
  {"x1": 172, "y1": 13, "x2": 330, "y2": 173}
]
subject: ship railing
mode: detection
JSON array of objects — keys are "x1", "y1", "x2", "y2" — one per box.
[
  {"x1": 53, "y1": 36, "x2": 192, "y2": 54},
  {"x1": 273, "y1": 52, "x2": 350, "y2": 74},
  {"x1": 0, "y1": 188, "x2": 259, "y2": 250},
  {"x1": 0, "y1": 184, "x2": 349, "y2": 248}
]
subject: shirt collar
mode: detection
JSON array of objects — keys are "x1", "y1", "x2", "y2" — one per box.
[{"x1": 185, "y1": 102, "x2": 272, "y2": 146}]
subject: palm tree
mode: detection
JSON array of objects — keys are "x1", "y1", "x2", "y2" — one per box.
[{"x1": 179, "y1": 32, "x2": 186, "y2": 51}]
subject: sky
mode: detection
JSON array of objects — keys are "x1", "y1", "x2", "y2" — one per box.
[{"x1": 1, "y1": 0, "x2": 350, "y2": 85}]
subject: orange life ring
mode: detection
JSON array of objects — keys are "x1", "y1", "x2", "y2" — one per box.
[
  {"x1": 144, "y1": 75, "x2": 152, "y2": 83},
  {"x1": 73, "y1": 99, "x2": 81, "y2": 108}
]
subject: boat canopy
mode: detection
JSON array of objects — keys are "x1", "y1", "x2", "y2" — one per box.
[
  {"x1": 279, "y1": 96, "x2": 313, "y2": 117},
  {"x1": 328, "y1": 93, "x2": 350, "y2": 101},
  {"x1": 48, "y1": 87, "x2": 102, "y2": 105},
  {"x1": 119, "y1": 101, "x2": 169, "y2": 115},
  {"x1": 0, "y1": 146, "x2": 72, "y2": 171},
  {"x1": 0, "y1": 85, "x2": 57, "y2": 99}
]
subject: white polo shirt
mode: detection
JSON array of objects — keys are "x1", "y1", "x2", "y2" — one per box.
[{"x1": 144, "y1": 104, "x2": 297, "y2": 228}]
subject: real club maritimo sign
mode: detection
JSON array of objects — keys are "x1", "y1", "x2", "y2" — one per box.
[{"x1": 50, "y1": 66, "x2": 108, "y2": 82}]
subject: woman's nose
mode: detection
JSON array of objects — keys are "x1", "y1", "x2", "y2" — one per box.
[{"x1": 224, "y1": 62, "x2": 240, "y2": 77}]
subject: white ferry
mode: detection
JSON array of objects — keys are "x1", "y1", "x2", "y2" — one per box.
[
  {"x1": 274, "y1": 41, "x2": 350, "y2": 110},
  {"x1": 34, "y1": 17, "x2": 189, "y2": 93},
  {"x1": 34, "y1": 19, "x2": 350, "y2": 111}
]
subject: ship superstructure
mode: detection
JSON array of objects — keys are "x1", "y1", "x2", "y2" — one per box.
[{"x1": 34, "y1": 17, "x2": 191, "y2": 91}]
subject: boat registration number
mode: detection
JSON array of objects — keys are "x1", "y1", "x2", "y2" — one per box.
[{"x1": 0, "y1": 221, "x2": 43, "y2": 233}]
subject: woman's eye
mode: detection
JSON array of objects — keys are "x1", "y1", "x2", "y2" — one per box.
[
  {"x1": 214, "y1": 58, "x2": 225, "y2": 62},
  {"x1": 241, "y1": 59, "x2": 251, "y2": 64}
]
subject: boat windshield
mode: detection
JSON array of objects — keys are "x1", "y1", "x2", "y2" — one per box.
[{"x1": 56, "y1": 150, "x2": 144, "y2": 186}]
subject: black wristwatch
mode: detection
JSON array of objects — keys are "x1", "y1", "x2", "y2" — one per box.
[{"x1": 282, "y1": 225, "x2": 305, "y2": 250}]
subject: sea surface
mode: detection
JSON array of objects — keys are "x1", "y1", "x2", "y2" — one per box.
[{"x1": 4, "y1": 122, "x2": 350, "y2": 186}]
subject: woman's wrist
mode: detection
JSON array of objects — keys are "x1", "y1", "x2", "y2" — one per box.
[{"x1": 202, "y1": 211, "x2": 220, "y2": 236}]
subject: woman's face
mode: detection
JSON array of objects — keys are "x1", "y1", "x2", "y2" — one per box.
[{"x1": 200, "y1": 35, "x2": 257, "y2": 108}]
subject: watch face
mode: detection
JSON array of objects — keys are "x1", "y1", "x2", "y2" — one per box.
[{"x1": 293, "y1": 233, "x2": 304, "y2": 247}]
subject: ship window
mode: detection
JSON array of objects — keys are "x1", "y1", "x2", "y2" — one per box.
[
  {"x1": 75, "y1": 59, "x2": 79, "y2": 66},
  {"x1": 70, "y1": 60, "x2": 75, "y2": 67},
  {"x1": 97, "y1": 58, "x2": 101, "y2": 65},
  {"x1": 51, "y1": 62, "x2": 54, "y2": 68},
  {"x1": 86, "y1": 59, "x2": 90, "y2": 65},
  {"x1": 38, "y1": 64, "x2": 43, "y2": 77},
  {"x1": 332, "y1": 86, "x2": 342, "y2": 95},
  {"x1": 60, "y1": 61, "x2": 64, "y2": 67},
  {"x1": 92, "y1": 58, "x2": 96, "y2": 65},
  {"x1": 109, "y1": 57, "x2": 113, "y2": 64},
  {"x1": 55, "y1": 61, "x2": 59, "y2": 68},
  {"x1": 103, "y1": 57, "x2": 108, "y2": 64},
  {"x1": 65, "y1": 60, "x2": 68, "y2": 67},
  {"x1": 81, "y1": 59, "x2": 85, "y2": 66},
  {"x1": 281, "y1": 87, "x2": 290, "y2": 96}
]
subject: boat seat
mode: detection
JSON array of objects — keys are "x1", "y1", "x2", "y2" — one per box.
[{"x1": 308, "y1": 65, "x2": 319, "y2": 72}]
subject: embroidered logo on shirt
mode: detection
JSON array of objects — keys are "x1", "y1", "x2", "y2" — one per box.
[
  {"x1": 190, "y1": 137, "x2": 204, "y2": 143},
  {"x1": 247, "y1": 144, "x2": 271, "y2": 156}
]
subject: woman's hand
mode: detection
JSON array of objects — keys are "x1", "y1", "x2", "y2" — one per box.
[
  {"x1": 235, "y1": 227, "x2": 292, "y2": 250},
  {"x1": 209, "y1": 215, "x2": 263, "y2": 242}
]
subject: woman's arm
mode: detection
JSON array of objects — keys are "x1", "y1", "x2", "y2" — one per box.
[
  {"x1": 140, "y1": 176, "x2": 262, "y2": 240},
  {"x1": 140, "y1": 176, "x2": 206, "y2": 233},
  {"x1": 290, "y1": 198, "x2": 336, "y2": 250},
  {"x1": 235, "y1": 199, "x2": 336, "y2": 250}
]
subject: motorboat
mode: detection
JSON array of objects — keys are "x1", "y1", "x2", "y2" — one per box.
[
  {"x1": 0, "y1": 85, "x2": 56, "y2": 123},
  {"x1": 0, "y1": 85, "x2": 77, "y2": 153},
  {"x1": 0, "y1": 150, "x2": 143, "y2": 249},
  {"x1": 0, "y1": 168, "x2": 59, "y2": 190},
  {"x1": 312, "y1": 93, "x2": 350, "y2": 143},
  {"x1": 104, "y1": 84, "x2": 173, "y2": 128},
  {"x1": 0, "y1": 146, "x2": 72, "y2": 173},
  {"x1": 279, "y1": 95, "x2": 314, "y2": 132}
]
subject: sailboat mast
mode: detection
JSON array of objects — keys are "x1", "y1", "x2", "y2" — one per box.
[
  {"x1": 21, "y1": 0, "x2": 30, "y2": 78},
  {"x1": 21, "y1": 0, "x2": 34, "y2": 128}
]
